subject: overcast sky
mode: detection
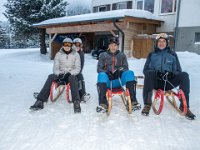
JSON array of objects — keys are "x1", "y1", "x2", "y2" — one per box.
[{"x1": 0, "y1": 0, "x2": 91, "y2": 22}]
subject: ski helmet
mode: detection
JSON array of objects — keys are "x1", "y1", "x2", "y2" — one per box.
[
  {"x1": 109, "y1": 37, "x2": 119, "y2": 45},
  {"x1": 155, "y1": 33, "x2": 169, "y2": 47},
  {"x1": 63, "y1": 37, "x2": 73, "y2": 43},
  {"x1": 73, "y1": 38, "x2": 82, "y2": 44}
]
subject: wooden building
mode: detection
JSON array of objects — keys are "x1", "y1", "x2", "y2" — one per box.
[{"x1": 33, "y1": 9, "x2": 163, "y2": 59}]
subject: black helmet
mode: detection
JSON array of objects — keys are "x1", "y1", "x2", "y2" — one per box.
[{"x1": 109, "y1": 37, "x2": 119, "y2": 45}]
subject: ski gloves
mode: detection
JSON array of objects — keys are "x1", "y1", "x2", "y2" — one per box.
[
  {"x1": 106, "y1": 68, "x2": 123, "y2": 80},
  {"x1": 157, "y1": 71, "x2": 174, "y2": 81},
  {"x1": 57, "y1": 73, "x2": 71, "y2": 84}
]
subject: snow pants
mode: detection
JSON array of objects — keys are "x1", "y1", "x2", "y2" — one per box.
[
  {"x1": 97, "y1": 70, "x2": 137, "y2": 105},
  {"x1": 37, "y1": 74, "x2": 80, "y2": 102},
  {"x1": 143, "y1": 71, "x2": 190, "y2": 107}
]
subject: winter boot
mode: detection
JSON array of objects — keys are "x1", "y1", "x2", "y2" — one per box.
[
  {"x1": 74, "y1": 100, "x2": 81, "y2": 113},
  {"x1": 97, "y1": 83, "x2": 108, "y2": 106},
  {"x1": 180, "y1": 105, "x2": 196, "y2": 120},
  {"x1": 132, "y1": 101, "x2": 141, "y2": 111},
  {"x1": 141, "y1": 105, "x2": 151, "y2": 116},
  {"x1": 96, "y1": 104, "x2": 108, "y2": 113},
  {"x1": 30, "y1": 100, "x2": 44, "y2": 110}
]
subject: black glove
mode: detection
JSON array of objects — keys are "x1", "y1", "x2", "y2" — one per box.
[
  {"x1": 166, "y1": 72, "x2": 174, "y2": 80},
  {"x1": 113, "y1": 68, "x2": 123, "y2": 79},
  {"x1": 106, "y1": 71, "x2": 115, "y2": 80},
  {"x1": 156, "y1": 71, "x2": 174, "y2": 80},
  {"x1": 57, "y1": 73, "x2": 71, "y2": 83}
]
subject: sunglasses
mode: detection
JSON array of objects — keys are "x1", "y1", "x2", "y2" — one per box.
[
  {"x1": 74, "y1": 42, "x2": 82, "y2": 47},
  {"x1": 63, "y1": 42, "x2": 72, "y2": 47}
]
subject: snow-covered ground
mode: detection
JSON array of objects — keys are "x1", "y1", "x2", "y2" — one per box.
[{"x1": 0, "y1": 48, "x2": 199, "y2": 150}]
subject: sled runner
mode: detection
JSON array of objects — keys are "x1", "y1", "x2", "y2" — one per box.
[
  {"x1": 105, "y1": 78, "x2": 133, "y2": 115},
  {"x1": 152, "y1": 89, "x2": 188, "y2": 116},
  {"x1": 50, "y1": 81, "x2": 72, "y2": 103}
]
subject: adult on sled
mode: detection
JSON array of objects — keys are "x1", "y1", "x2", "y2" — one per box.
[
  {"x1": 73, "y1": 38, "x2": 90, "y2": 102},
  {"x1": 96, "y1": 36, "x2": 141, "y2": 112},
  {"x1": 30, "y1": 37, "x2": 82, "y2": 113},
  {"x1": 141, "y1": 33, "x2": 196, "y2": 120}
]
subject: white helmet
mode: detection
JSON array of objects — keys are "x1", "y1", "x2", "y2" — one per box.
[
  {"x1": 63, "y1": 37, "x2": 73, "y2": 43},
  {"x1": 73, "y1": 38, "x2": 82, "y2": 44}
]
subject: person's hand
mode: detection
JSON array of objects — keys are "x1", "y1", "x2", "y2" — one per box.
[
  {"x1": 156, "y1": 71, "x2": 174, "y2": 80},
  {"x1": 106, "y1": 71, "x2": 115, "y2": 80},
  {"x1": 57, "y1": 73, "x2": 71, "y2": 83},
  {"x1": 113, "y1": 68, "x2": 123, "y2": 78}
]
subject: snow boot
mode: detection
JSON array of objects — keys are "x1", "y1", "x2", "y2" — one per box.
[
  {"x1": 132, "y1": 101, "x2": 141, "y2": 111},
  {"x1": 97, "y1": 83, "x2": 108, "y2": 106},
  {"x1": 126, "y1": 81, "x2": 137, "y2": 102},
  {"x1": 96, "y1": 104, "x2": 108, "y2": 113},
  {"x1": 180, "y1": 105, "x2": 196, "y2": 120},
  {"x1": 141, "y1": 105, "x2": 151, "y2": 116},
  {"x1": 74, "y1": 100, "x2": 81, "y2": 113},
  {"x1": 30, "y1": 100, "x2": 44, "y2": 110}
]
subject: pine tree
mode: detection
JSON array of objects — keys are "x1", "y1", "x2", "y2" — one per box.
[{"x1": 4, "y1": 0, "x2": 68, "y2": 54}]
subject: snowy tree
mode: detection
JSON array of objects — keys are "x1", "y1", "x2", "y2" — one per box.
[
  {"x1": 0, "y1": 23, "x2": 10, "y2": 48},
  {"x1": 4, "y1": 0, "x2": 68, "y2": 54},
  {"x1": 67, "y1": 5, "x2": 90, "y2": 16}
]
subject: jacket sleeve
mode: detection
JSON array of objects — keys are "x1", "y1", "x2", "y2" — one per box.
[
  {"x1": 53, "y1": 52, "x2": 61, "y2": 75},
  {"x1": 80, "y1": 51, "x2": 85, "y2": 72},
  {"x1": 143, "y1": 52, "x2": 153, "y2": 75},
  {"x1": 97, "y1": 52, "x2": 107, "y2": 73},
  {"x1": 70, "y1": 53, "x2": 81, "y2": 75},
  {"x1": 122, "y1": 53, "x2": 129, "y2": 71},
  {"x1": 173, "y1": 52, "x2": 182, "y2": 74}
]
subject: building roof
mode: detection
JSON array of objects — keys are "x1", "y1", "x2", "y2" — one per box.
[{"x1": 33, "y1": 9, "x2": 162, "y2": 27}]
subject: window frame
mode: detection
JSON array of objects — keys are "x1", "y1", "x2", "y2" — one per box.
[
  {"x1": 136, "y1": 0, "x2": 155, "y2": 13},
  {"x1": 194, "y1": 32, "x2": 200, "y2": 44},
  {"x1": 160, "y1": 0, "x2": 176, "y2": 15}
]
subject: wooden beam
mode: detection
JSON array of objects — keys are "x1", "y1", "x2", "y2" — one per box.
[
  {"x1": 46, "y1": 22, "x2": 128, "y2": 34},
  {"x1": 124, "y1": 16, "x2": 162, "y2": 25}
]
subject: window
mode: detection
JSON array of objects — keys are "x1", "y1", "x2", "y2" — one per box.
[
  {"x1": 112, "y1": 1, "x2": 132, "y2": 10},
  {"x1": 136, "y1": 0, "x2": 155, "y2": 13},
  {"x1": 144, "y1": 0, "x2": 155, "y2": 13},
  {"x1": 161, "y1": 0, "x2": 176, "y2": 14},
  {"x1": 137, "y1": 0, "x2": 143, "y2": 9},
  {"x1": 99, "y1": 6, "x2": 107, "y2": 12},
  {"x1": 116, "y1": 2, "x2": 127, "y2": 10},
  {"x1": 93, "y1": 7, "x2": 98, "y2": 13},
  {"x1": 195, "y1": 32, "x2": 200, "y2": 43},
  {"x1": 95, "y1": 5, "x2": 110, "y2": 12}
]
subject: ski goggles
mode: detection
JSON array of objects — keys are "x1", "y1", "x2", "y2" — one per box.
[
  {"x1": 63, "y1": 42, "x2": 72, "y2": 47},
  {"x1": 74, "y1": 42, "x2": 82, "y2": 47},
  {"x1": 155, "y1": 33, "x2": 168, "y2": 40}
]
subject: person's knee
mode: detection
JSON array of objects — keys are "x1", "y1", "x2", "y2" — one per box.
[
  {"x1": 68, "y1": 75, "x2": 78, "y2": 82},
  {"x1": 97, "y1": 72, "x2": 109, "y2": 83},
  {"x1": 145, "y1": 70, "x2": 156, "y2": 78},
  {"x1": 49, "y1": 74, "x2": 57, "y2": 80},
  {"x1": 122, "y1": 70, "x2": 135, "y2": 81},
  {"x1": 180, "y1": 72, "x2": 189, "y2": 79}
]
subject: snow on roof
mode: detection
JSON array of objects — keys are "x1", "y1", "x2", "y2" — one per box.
[{"x1": 33, "y1": 9, "x2": 162, "y2": 27}]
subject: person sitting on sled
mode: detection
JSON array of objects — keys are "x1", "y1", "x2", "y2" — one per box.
[
  {"x1": 141, "y1": 33, "x2": 196, "y2": 120},
  {"x1": 73, "y1": 38, "x2": 90, "y2": 102},
  {"x1": 30, "y1": 37, "x2": 82, "y2": 113},
  {"x1": 96, "y1": 36, "x2": 141, "y2": 112}
]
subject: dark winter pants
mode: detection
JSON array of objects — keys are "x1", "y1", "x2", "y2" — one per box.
[
  {"x1": 143, "y1": 71, "x2": 190, "y2": 107},
  {"x1": 97, "y1": 71, "x2": 137, "y2": 105},
  {"x1": 37, "y1": 74, "x2": 80, "y2": 102},
  {"x1": 76, "y1": 73, "x2": 86, "y2": 99}
]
